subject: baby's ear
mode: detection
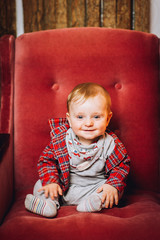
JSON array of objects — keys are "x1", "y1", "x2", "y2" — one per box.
[
  {"x1": 107, "y1": 112, "x2": 113, "y2": 125},
  {"x1": 109, "y1": 112, "x2": 113, "y2": 119},
  {"x1": 66, "y1": 113, "x2": 71, "y2": 127}
]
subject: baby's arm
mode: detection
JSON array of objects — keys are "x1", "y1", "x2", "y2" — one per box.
[
  {"x1": 100, "y1": 155, "x2": 130, "y2": 208},
  {"x1": 38, "y1": 183, "x2": 62, "y2": 200},
  {"x1": 38, "y1": 142, "x2": 61, "y2": 187},
  {"x1": 105, "y1": 130, "x2": 131, "y2": 194},
  {"x1": 97, "y1": 184, "x2": 118, "y2": 208},
  {"x1": 106, "y1": 154, "x2": 130, "y2": 194}
]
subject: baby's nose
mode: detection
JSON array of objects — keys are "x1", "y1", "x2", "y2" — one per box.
[{"x1": 85, "y1": 118, "x2": 94, "y2": 126}]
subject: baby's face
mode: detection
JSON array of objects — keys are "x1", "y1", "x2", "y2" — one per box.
[{"x1": 66, "y1": 94, "x2": 112, "y2": 145}]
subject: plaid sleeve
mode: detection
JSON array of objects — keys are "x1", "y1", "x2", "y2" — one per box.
[
  {"x1": 37, "y1": 141, "x2": 60, "y2": 186},
  {"x1": 105, "y1": 154, "x2": 130, "y2": 193},
  {"x1": 105, "y1": 130, "x2": 131, "y2": 194}
]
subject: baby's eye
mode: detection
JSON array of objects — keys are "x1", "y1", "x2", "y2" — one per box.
[
  {"x1": 77, "y1": 115, "x2": 83, "y2": 119},
  {"x1": 94, "y1": 115, "x2": 100, "y2": 119}
]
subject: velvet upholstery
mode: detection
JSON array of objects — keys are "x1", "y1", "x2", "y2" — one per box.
[
  {"x1": 0, "y1": 35, "x2": 14, "y2": 224},
  {"x1": 0, "y1": 28, "x2": 159, "y2": 240}
]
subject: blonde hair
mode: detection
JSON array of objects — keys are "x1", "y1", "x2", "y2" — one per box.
[{"x1": 67, "y1": 82, "x2": 111, "y2": 113}]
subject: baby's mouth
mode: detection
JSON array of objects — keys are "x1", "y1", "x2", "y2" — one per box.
[{"x1": 83, "y1": 129, "x2": 95, "y2": 132}]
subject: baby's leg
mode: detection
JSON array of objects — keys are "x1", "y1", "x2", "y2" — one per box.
[
  {"x1": 77, "y1": 193, "x2": 102, "y2": 212},
  {"x1": 25, "y1": 194, "x2": 57, "y2": 217},
  {"x1": 25, "y1": 180, "x2": 59, "y2": 218},
  {"x1": 33, "y1": 179, "x2": 60, "y2": 208},
  {"x1": 77, "y1": 190, "x2": 124, "y2": 212}
]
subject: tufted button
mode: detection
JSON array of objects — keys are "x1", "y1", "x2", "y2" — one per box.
[
  {"x1": 115, "y1": 83, "x2": 122, "y2": 90},
  {"x1": 51, "y1": 83, "x2": 59, "y2": 91}
]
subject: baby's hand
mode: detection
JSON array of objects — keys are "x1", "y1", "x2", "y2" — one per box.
[
  {"x1": 38, "y1": 183, "x2": 62, "y2": 200},
  {"x1": 97, "y1": 184, "x2": 118, "y2": 208}
]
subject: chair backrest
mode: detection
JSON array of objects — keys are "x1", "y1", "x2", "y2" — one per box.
[
  {"x1": 0, "y1": 35, "x2": 14, "y2": 134},
  {"x1": 14, "y1": 28, "x2": 159, "y2": 192}
]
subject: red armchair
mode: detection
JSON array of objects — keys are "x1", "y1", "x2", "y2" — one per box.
[{"x1": 0, "y1": 28, "x2": 159, "y2": 240}]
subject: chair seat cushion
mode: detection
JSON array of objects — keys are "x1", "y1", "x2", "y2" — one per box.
[{"x1": 1, "y1": 190, "x2": 160, "y2": 240}]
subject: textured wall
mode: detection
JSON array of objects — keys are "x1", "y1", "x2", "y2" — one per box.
[{"x1": 1, "y1": 0, "x2": 151, "y2": 37}]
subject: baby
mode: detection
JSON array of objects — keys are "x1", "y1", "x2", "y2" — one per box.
[{"x1": 25, "y1": 82, "x2": 130, "y2": 217}]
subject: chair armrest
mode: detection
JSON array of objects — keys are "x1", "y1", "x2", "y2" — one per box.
[
  {"x1": 0, "y1": 134, "x2": 10, "y2": 160},
  {"x1": 0, "y1": 35, "x2": 15, "y2": 224},
  {"x1": 0, "y1": 35, "x2": 15, "y2": 134},
  {"x1": 0, "y1": 133, "x2": 14, "y2": 224}
]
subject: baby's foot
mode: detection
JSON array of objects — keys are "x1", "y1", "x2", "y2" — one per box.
[
  {"x1": 77, "y1": 194, "x2": 102, "y2": 212},
  {"x1": 25, "y1": 194, "x2": 57, "y2": 218}
]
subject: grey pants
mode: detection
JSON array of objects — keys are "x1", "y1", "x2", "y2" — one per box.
[
  {"x1": 33, "y1": 179, "x2": 104, "y2": 207},
  {"x1": 62, "y1": 179, "x2": 106, "y2": 205},
  {"x1": 33, "y1": 180, "x2": 60, "y2": 209},
  {"x1": 33, "y1": 179, "x2": 123, "y2": 208}
]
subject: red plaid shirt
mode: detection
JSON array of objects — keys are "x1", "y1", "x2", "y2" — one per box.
[{"x1": 37, "y1": 118, "x2": 130, "y2": 194}]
